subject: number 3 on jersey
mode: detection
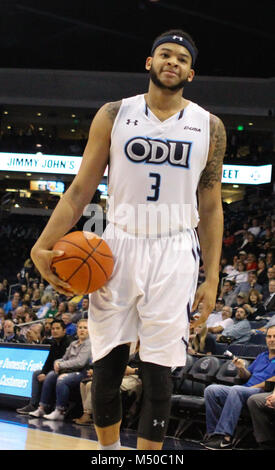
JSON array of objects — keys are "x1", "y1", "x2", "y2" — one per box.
[{"x1": 147, "y1": 172, "x2": 161, "y2": 201}]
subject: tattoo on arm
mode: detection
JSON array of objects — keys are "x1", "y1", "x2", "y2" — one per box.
[
  {"x1": 199, "y1": 114, "x2": 227, "y2": 190},
  {"x1": 105, "y1": 100, "x2": 122, "y2": 123}
]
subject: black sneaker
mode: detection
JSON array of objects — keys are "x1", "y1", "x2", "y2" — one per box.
[
  {"x1": 203, "y1": 435, "x2": 233, "y2": 450},
  {"x1": 16, "y1": 404, "x2": 36, "y2": 415}
]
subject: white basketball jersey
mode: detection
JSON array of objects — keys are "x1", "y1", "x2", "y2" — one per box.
[{"x1": 107, "y1": 94, "x2": 210, "y2": 236}]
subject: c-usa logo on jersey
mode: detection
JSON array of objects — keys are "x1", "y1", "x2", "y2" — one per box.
[{"x1": 125, "y1": 136, "x2": 192, "y2": 168}]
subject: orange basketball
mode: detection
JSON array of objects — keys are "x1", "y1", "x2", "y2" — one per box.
[{"x1": 51, "y1": 231, "x2": 114, "y2": 294}]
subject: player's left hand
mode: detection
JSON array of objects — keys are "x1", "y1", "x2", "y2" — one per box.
[{"x1": 190, "y1": 280, "x2": 218, "y2": 328}]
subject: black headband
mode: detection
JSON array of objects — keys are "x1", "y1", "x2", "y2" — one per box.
[{"x1": 151, "y1": 34, "x2": 197, "y2": 66}]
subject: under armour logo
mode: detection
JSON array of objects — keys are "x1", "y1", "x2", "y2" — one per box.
[
  {"x1": 153, "y1": 419, "x2": 165, "y2": 428},
  {"x1": 126, "y1": 119, "x2": 138, "y2": 126},
  {"x1": 173, "y1": 35, "x2": 183, "y2": 41}
]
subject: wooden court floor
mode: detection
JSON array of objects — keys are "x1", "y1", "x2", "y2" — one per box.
[{"x1": 0, "y1": 409, "x2": 193, "y2": 451}]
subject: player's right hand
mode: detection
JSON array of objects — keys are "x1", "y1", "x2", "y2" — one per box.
[{"x1": 31, "y1": 247, "x2": 72, "y2": 296}]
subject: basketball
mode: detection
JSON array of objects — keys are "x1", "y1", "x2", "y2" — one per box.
[{"x1": 51, "y1": 231, "x2": 114, "y2": 294}]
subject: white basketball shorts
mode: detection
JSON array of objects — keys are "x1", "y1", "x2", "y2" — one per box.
[{"x1": 88, "y1": 223, "x2": 200, "y2": 367}]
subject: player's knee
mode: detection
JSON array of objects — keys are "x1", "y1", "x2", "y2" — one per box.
[
  {"x1": 91, "y1": 345, "x2": 130, "y2": 427},
  {"x1": 140, "y1": 361, "x2": 172, "y2": 402}
]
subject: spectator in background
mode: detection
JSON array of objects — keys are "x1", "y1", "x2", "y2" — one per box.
[
  {"x1": 42, "y1": 317, "x2": 55, "y2": 343},
  {"x1": 45, "y1": 298, "x2": 58, "y2": 318},
  {"x1": 246, "y1": 253, "x2": 258, "y2": 272},
  {"x1": 262, "y1": 279, "x2": 275, "y2": 314},
  {"x1": 248, "y1": 218, "x2": 261, "y2": 238},
  {"x1": 4, "y1": 291, "x2": 21, "y2": 315},
  {"x1": 207, "y1": 306, "x2": 234, "y2": 336},
  {"x1": 0, "y1": 282, "x2": 8, "y2": 306},
  {"x1": 225, "y1": 261, "x2": 248, "y2": 285},
  {"x1": 220, "y1": 280, "x2": 236, "y2": 307},
  {"x1": 61, "y1": 312, "x2": 77, "y2": 337},
  {"x1": 71, "y1": 297, "x2": 89, "y2": 323},
  {"x1": 234, "y1": 271, "x2": 262, "y2": 296},
  {"x1": 216, "y1": 306, "x2": 251, "y2": 344},
  {"x1": 244, "y1": 289, "x2": 266, "y2": 321},
  {"x1": 36, "y1": 293, "x2": 52, "y2": 319},
  {"x1": 55, "y1": 301, "x2": 68, "y2": 320},
  {"x1": 16, "y1": 319, "x2": 73, "y2": 415},
  {"x1": 0, "y1": 319, "x2": 26, "y2": 343},
  {"x1": 256, "y1": 258, "x2": 268, "y2": 286},
  {"x1": 265, "y1": 251, "x2": 274, "y2": 269},
  {"x1": 231, "y1": 291, "x2": 248, "y2": 317},
  {"x1": 202, "y1": 325, "x2": 275, "y2": 450},
  {"x1": 261, "y1": 267, "x2": 275, "y2": 300},
  {"x1": 241, "y1": 233, "x2": 259, "y2": 257},
  {"x1": 31, "y1": 288, "x2": 42, "y2": 312},
  {"x1": 29, "y1": 319, "x2": 91, "y2": 421},
  {"x1": 206, "y1": 298, "x2": 225, "y2": 327},
  {"x1": 25, "y1": 322, "x2": 44, "y2": 344}
]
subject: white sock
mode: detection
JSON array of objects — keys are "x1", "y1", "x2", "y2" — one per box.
[{"x1": 98, "y1": 439, "x2": 121, "y2": 450}]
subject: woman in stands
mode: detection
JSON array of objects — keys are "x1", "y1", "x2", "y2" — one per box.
[{"x1": 245, "y1": 289, "x2": 266, "y2": 321}]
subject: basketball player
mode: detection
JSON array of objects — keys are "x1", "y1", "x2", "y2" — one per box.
[{"x1": 30, "y1": 29, "x2": 226, "y2": 450}]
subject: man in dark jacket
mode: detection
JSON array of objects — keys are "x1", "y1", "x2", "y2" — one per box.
[{"x1": 16, "y1": 319, "x2": 72, "y2": 414}]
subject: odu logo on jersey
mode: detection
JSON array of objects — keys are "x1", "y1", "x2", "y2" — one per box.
[{"x1": 125, "y1": 136, "x2": 192, "y2": 168}]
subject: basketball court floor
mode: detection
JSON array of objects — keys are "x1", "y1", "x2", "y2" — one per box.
[{"x1": 0, "y1": 408, "x2": 201, "y2": 451}]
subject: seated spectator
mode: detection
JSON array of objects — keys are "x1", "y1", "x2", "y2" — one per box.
[
  {"x1": 42, "y1": 317, "x2": 55, "y2": 343},
  {"x1": 231, "y1": 291, "x2": 248, "y2": 317},
  {"x1": 248, "y1": 218, "x2": 261, "y2": 238},
  {"x1": 16, "y1": 319, "x2": 73, "y2": 415},
  {"x1": 262, "y1": 279, "x2": 275, "y2": 314},
  {"x1": 0, "y1": 282, "x2": 8, "y2": 306},
  {"x1": 246, "y1": 253, "x2": 258, "y2": 272},
  {"x1": 0, "y1": 307, "x2": 6, "y2": 328},
  {"x1": 266, "y1": 251, "x2": 274, "y2": 269},
  {"x1": 247, "y1": 378, "x2": 275, "y2": 449},
  {"x1": 45, "y1": 298, "x2": 58, "y2": 318},
  {"x1": 4, "y1": 291, "x2": 21, "y2": 315},
  {"x1": 0, "y1": 319, "x2": 26, "y2": 343},
  {"x1": 25, "y1": 322, "x2": 44, "y2": 344},
  {"x1": 219, "y1": 280, "x2": 236, "y2": 307},
  {"x1": 71, "y1": 297, "x2": 89, "y2": 323},
  {"x1": 261, "y1": 266, "x2": 275, "y2": 299},
  {"x1": 241, "y1": 232, "x2": 259, "y2": 257},
  {"x1": 208, "y1": 306, "x2": 234, "y2": 335},
  {"x1": 29, "y1": 319, "x2": 91, "y2": 420},
  {"x1": 13, "y1": 306, "x2": 27, "y2": 324},
  {"x1": 225, "y1": 261, "x2": 248, "y2": 285},
  {"x1": 54, "y1": 301, "x2": 68, "y2": 320},
  {"x1": 234, "y1": 271, "x2": 262, "y2": 296},
  {"x1": 244, "y1": 289, "x2": 266, "y2": 321},
  {"x1": 31, "y1": 288, "x2": 42, "y2": 312},
  {"x1": 61, "y1": 312, "x2": 77, "y2": 337},
  {"x1": 216, "y1": 306, "x2": 251, "y2": 344},
  {"x1": 74, "y1": 352, "x2": 142, "y2": 426},
  {"x1": 202, "y1": 325, "x2": 275, "y2": 450},
  {"x1": 256, "y1": 258, "x2": 268, "y2": 286},
  {"x1": 36, "y1": 293, "x2": 52, "y2": 319},
  {"x1": 206, "y1": 298, "x2": 225, "y2": 327},
  {"x1": 188, "y1": 323, "x2": 216, "y2": 355}
]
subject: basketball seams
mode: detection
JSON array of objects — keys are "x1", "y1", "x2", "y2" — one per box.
[
  {"x1": 52, "y1": 232, "x2": 113, "y2": 293},
  {"x1": 53, "y1": 256, "x2": 92, "y2": 293}
]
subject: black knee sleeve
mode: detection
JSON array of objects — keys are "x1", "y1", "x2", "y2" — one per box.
[
  {"x1": 137, "y1": 361, "x2": 173, "y2": 443},
  {"x1": 91, "y1": 344, "x2": 130, "y2": 427}
]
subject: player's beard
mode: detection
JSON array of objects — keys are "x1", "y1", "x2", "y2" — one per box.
[{"x1": 149, "y1": 64, "x2": 188, "y2": 92}]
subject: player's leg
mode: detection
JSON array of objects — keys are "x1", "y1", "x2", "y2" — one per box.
[
  {"x1": 91, "y1": 343, "x2": 130, "y2": 449},
  {"x1": 137, "y1": 361, "x2": 172, "y2": 450}
]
